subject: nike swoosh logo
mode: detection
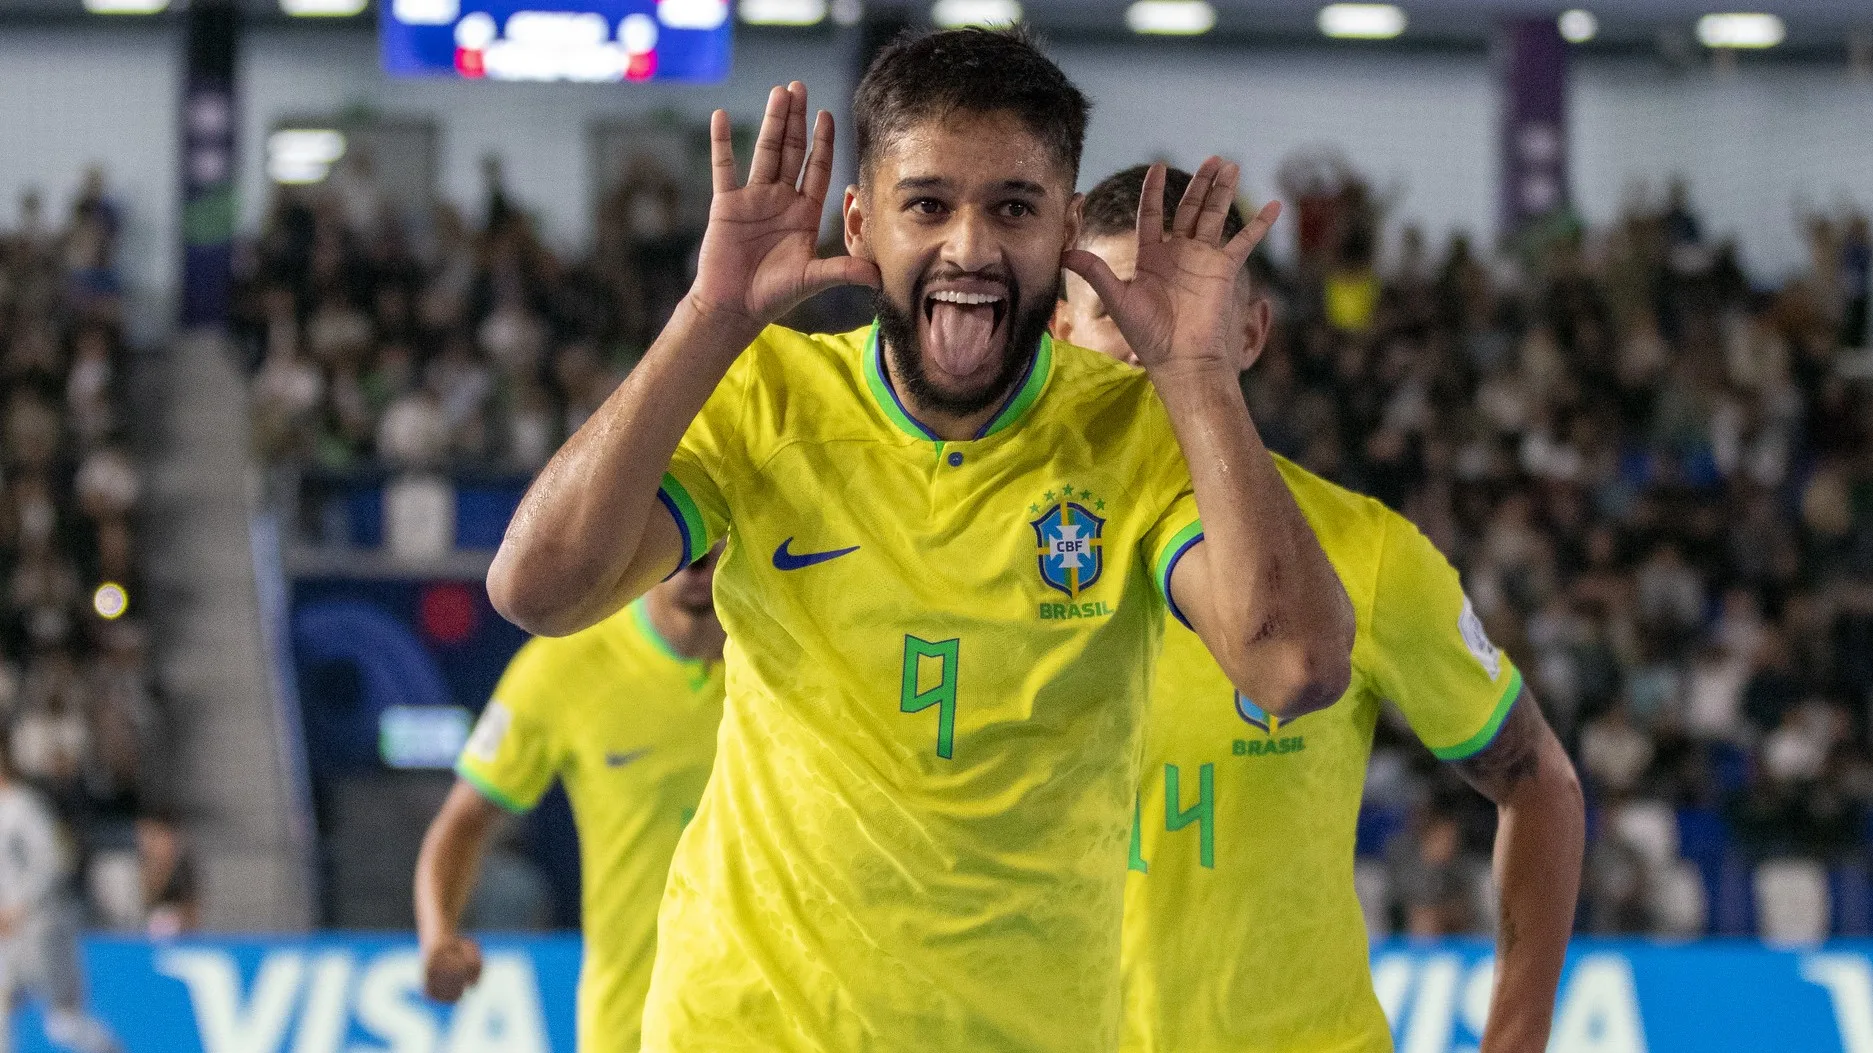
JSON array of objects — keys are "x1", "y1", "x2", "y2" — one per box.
[
  {"x1": 605, "y1": 749, "x2": 650, "y2": 768},
  {"x1": 772, "y1": 537, "x2": 860, "y2": 571}
]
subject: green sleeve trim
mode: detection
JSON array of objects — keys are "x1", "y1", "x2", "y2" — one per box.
[
  {"x1": 1153, "y1": 520, "x2": 1205, "y2": 628},
  {"x1": 455, "y1": 762, "x2": 536, "y2": 816},
  {"x1": 657, "y1": 472, "x2": 708, "y2": 573},
  {"x1": 1431, "y1": 668, "x2": 1525, "y2": 761}
]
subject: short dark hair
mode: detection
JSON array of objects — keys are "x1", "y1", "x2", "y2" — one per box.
[
  {"x1": 853, "y1": 27, "x2": 1090, "y2": 185},
  {"x1": 1081, "y1": 163, "x2": 1245, "y2": 243}
]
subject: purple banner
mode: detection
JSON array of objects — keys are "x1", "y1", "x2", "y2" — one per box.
[
  {"x1": 1496, "y1": 17, "x2": 1570, "y2": 241},
  {"x1": 179, "y1": 3, "x2": 237, "y2": 330}
]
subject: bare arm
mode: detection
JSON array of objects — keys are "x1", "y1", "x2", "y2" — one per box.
[
  {"x1": 1157, "y1": 373, "x2": 1354, "y2": 718},
  {"x1": 487, "y1": 82, "x2": 878, "y2": 636},
  {"x1": 1065, "y1": 161, "x2": 1353, "y2": 717},
  {"x1": 414, "y1": 780, "x2": 505, "y2": 1002},
  {"x1": 1452, "y1": 690, "x2": 1585, "y2": 1053}
]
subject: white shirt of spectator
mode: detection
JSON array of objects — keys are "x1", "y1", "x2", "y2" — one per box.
[{"x1": 0, "y1": 783, "x2": 67, "y2": 914}]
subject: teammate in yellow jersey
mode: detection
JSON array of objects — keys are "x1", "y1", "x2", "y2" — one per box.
[
  {"x1": 486, "y1": 28, "x2": 1357, "y2": 1053},
  {"x1": 413, "y1": 552, "x2": 724, "y2": 1052},
  {"x1": 1054, "y1": 164, "x2": 1587, "y2": 1053}
]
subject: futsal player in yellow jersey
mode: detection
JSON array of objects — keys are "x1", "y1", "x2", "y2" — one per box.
[
  {"x1": 413, "y1": 554, "x2": 724, "y2": 1052},
  {"x1": 1055, "y1": 165, "x2": 1587, "y2": 1053},
  {"x1": 488, "y1": 29, "x2": 1358, "y2": 1053}
]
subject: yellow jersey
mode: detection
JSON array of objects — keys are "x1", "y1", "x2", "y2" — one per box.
[
  {"x1": 643, "y1": 324, "x2": 1204, "y2": 1052},
  {"x1": 1121, "y1": 458, "x2": 1523, "y2": 1053},
  {"x1": 456, "y1": 599, "x2": 725, "y2": 1053}
]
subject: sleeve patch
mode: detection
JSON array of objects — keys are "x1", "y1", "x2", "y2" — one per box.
[
  {"x1": 463, "y1": 700, "x2": 512, "y2": 764},
  {"x1": 1457, "y1": 596, "x2": 1502, "y2": 680}
]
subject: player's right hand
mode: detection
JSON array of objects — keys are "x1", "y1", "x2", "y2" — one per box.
[
  {"x1": 421, "y1": 933, "x2": 484, "y2": 1003},
  {"x1": 689, "y1": 81, "x2": 880, "y2": 338}
]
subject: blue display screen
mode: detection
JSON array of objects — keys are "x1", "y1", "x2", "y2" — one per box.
[{"x1": 380, "y1": 0, "x2": 732, "y2": 83}]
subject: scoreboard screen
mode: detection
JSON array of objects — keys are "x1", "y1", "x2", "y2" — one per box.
[{"x1": 381, "y1": 0, "x2": 732, "y2": 83}]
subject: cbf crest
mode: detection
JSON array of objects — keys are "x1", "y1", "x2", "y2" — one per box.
[
  {"x1": 1235, "y1": 691, "x2": 1279, "y2": 735},
  {"x1": 1030, "y1": 485, "x2": 1106, "y2": 599}
]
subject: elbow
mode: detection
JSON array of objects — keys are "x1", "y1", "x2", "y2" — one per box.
[
  {"x1": 486, "y1": 547, "x2": 586, "y2": 638},
  {"x1": 1236, "y1": 636, "x2": 1354, "y2": 721},
  {"x1": 1268, "y1": 643, "x2": 1354, "y2": 719},
  {"x1": 1252, "y1": 591, "x2": 1357, "y2": 720}
]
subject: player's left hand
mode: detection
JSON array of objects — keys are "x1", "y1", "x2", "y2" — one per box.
[
  {"x1": 1062, "y1": 159, "x2": 1279, "y2": 375},
  {"x1": 0, "y1": 904, "x2": 23, "y2": 936}
]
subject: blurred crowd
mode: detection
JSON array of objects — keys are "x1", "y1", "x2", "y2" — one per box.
[
  {"x1": 1266, "y1": 155, "x2": 1873, "y2": 942},
  {"x1": 0, "y1": 170, "x2": 198, "y2": 937},
  {"x1": 234, "y1": 154, "x2": 691, "y2": 479},
  {"x1": 240, "y1": 147, "x2": 1873, "y2": 943}
]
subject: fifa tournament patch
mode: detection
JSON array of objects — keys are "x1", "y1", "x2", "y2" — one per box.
[
  {"x1": 465, "y1": 700, "x2": 513, "y2": 763},
  {"x1": 1458, "y1": 597, "x2": 1502, "y2": 679}
]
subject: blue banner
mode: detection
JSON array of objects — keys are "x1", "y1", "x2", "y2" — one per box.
[{"x1": 13, "y1": 935, "x2": 1873, "y2": 1052}]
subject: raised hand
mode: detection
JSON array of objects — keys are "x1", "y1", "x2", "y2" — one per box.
[
  {"x1": 690, "y1": 82, "x2": 880, "y2": 332},
  {"x1": 1062, "y1": 159, "x2": 1279, "y2": 374}
]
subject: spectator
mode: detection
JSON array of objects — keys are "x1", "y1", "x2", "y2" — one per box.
[{"x1": 0, "y1": 167, "x2": 165, "y2": 932}]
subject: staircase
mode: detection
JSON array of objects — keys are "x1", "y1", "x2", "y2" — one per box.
[{"x1": 140, "y1": 331, "x2": 314, "y2": 931}]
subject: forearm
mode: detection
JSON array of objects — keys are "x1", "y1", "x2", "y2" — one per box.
[
  {"x1": 1481, "y1": 774, "x2": 1585, "y2": 1052},
  {"x1": 1149, "y1": 362, "x2": 1354, "y2": 715},
  {"x1": 414, "y1": 789, "x2": 500, "y2": 948},
  {"x1": 488, "y1": 297, "x2": 755, "y2": 635}
]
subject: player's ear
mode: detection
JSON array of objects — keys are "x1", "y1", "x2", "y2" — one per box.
[
  {"x1": 1051, "y1": 296, "x2": 1075, "y2": 344},
  {"x1": 1238, "y1": 293, "x2": 1273, "y2": 371},
  {"x1": 843, "y1": 185, "x2": 873, "y2": 262},
  {"x1": 1062, "y1": 192, "x2": 1085, "y2": 258}
]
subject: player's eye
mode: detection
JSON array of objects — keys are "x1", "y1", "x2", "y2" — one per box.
[
  {"x1": 905, "y1": 198, "x2": 947, "y2": 217},
  {"x1": 998, "y1": 201, "x2": 1036, "y2": 219}
]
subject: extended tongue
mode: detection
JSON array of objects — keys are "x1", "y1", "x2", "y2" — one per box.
[{"x1": 926, "y1": 302, "x2": 1001, "y2": 378}]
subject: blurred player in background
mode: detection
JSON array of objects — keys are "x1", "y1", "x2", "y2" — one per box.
[
  {"x1": 413, "y1": 551, "x2": 723, "y2": 1052},
  {"x1": 1055, "y1": 165, "x2": 1587, "y2": 1053},
  {"x1": 485, "y1": 27, "x2": 1354, "y2": 1052},
  {"x1": 0, "y1": 732, "x2": 120, "y2": 1053}
]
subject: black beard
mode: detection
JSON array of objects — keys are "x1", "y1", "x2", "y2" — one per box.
[{"x1": 873, "y1": 271, "x2": 1058, "y2": 420}]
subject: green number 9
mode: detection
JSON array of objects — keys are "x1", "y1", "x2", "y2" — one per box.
[{"x1": 900, "y1": 635, "x2": 960, "y2": 759}]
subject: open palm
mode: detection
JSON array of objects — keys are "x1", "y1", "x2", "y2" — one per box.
[
  {"x1": 691, "y1": 82, "x2": 879, "y2": 330},
  {"x1": 1063, "y1": 159, "x2": 1279, "y2": 372}
]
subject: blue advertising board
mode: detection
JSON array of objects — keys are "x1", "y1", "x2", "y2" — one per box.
[
  {"x1": 12, "y1": 936, "x2": 1873, "y2": 1052},
  {"x1": 380, "y1": 0, "x2": 732, "y2": 83}
]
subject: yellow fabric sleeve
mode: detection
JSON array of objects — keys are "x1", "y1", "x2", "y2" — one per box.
[
  {"x1": 659, "y1": 335, "x2": 762, "y2": 574},
  {"x1": 453, "y1": 641, "x2": 562, "y2": 813},
  {"x1": 1364, "y1": 512, "x2": 1524, "y2": 760}
]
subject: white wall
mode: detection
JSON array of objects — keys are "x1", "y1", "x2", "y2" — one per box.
[
  {"x1": 0, "y1": 25, "x2": 180, "y2": 339},
  {"x1": 1573, "y1": 61, "x2": 1873, "y2": 279},
  {"x1": 1063, "y1": 44, "x2": 1496, "y2": 262},
  {"x1": 235, "y1": 26, "x2": 853, "y2": 250},
  {"x1": 1, "y1": 26, "x2": 1871, "y2": 336}
]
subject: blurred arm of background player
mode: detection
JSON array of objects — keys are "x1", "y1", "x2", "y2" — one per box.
[
  {"x1": 487, "y1": 83, "x2": 877, "y2": 637},
  {"x1": 413, "y1": 782, "x2": 505, "y2": 1001},
  {"x1": 1453, "y1": 692, "x2": 1584, "y2": 1053}
]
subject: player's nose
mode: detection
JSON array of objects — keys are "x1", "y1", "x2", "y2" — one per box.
[{"x1": 940, "y1": 208, "x2": 1000, "y2": 274}]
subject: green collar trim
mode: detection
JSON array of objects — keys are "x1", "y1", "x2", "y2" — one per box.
[
  {"x1": 631, "y1": 598, "x2": 704, "y2": 671},
  {"x1": 862, "y1": 322, "x2": 1053, "y2": 442}
]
